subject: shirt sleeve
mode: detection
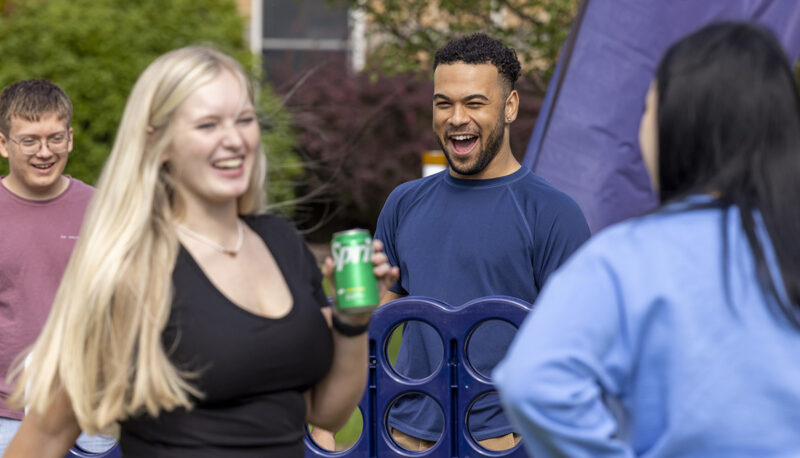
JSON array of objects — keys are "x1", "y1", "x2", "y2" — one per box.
[
  {"x1": 374, "y1": 188, "x2": 407, "y2": 296},
  {"x1": 270, "y1": 214, "x2": 330, "y2": 308},
  {"x1": 493, "y1": 245, "x2": 635, "y2": 457},
  {"x1": 533, "y1": 194, "x2": 591, "y2": 289},
  {"x1": 303, "y1": 239, "x2": 329, "y2": 308}
]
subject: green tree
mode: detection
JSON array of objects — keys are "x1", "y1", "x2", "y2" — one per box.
[
  {"x1": 0, "y1": 0, "x2": 299, "y2": 207},
  {"x1": 344, "y1": 0, "x2": 579, "y2": 92}
]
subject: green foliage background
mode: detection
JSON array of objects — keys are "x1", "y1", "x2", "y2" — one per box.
[
  {"x1": 0, "y1": 0, "x2": 299, "y2": 207},
  {"x1": 339, "y1": 0, "x2": 580, "y2": 93}
]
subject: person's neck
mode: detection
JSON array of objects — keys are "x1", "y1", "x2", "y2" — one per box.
[
  {"x1": 1, "y1": 175, "x2": 69, "y2": 200},
  {"x1": 449, "y1": 146, "x2": 520, "y2": 180},
  {"x1": 177, "y1": 199, "x2": 241, "y2": 240}
]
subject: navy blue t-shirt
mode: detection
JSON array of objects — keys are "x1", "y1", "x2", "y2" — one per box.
[{"x1": 375, "y1": 166, "x2": 590, "y2": 441}]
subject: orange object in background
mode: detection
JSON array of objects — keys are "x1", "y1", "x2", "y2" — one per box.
[{"x1": 422, "y1": 150, "x2": 447, "y2": 177}]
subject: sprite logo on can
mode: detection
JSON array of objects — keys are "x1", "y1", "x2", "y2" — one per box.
[{"x1": 331, "y1": 229, "x2": 380, "y2": 313}]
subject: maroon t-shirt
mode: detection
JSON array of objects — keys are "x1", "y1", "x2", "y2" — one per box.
[{"x1": 0, "y1": 176, "x2": 93, "y2": 419}]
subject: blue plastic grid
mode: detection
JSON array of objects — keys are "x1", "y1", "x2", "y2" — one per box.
[{"x1": 305, "y1": 295, "x2": 532, "y2": 458}]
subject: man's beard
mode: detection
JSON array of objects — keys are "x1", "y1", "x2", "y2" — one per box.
[{"x1": 438, "y1": 114, "x2": 506, "y2": 176}]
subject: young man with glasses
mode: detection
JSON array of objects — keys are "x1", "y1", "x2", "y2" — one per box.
[{"x1": 0, "y1": 79, "x2": 112, "y2": 454}]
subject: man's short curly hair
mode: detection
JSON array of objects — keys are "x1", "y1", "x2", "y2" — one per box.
[{"x1": 433, "y1": 33, "x2": 521, "y2": 93}]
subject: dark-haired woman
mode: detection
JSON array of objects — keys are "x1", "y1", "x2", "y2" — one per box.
[{"x1": 494, "y1": 22, "x2": 800, "y2": 456}]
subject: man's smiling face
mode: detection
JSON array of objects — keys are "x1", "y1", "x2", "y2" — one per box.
[
  {"x1": 0, "y1": 112, "x2": 72, "y2": 200},
  {"x1": 432, "y1": 62, "x2": 509, "y2": 178}
]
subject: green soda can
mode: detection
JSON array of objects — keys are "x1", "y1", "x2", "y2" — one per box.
[{"x1": 331, "y1": 229, "x2": 380, "y2": 313}]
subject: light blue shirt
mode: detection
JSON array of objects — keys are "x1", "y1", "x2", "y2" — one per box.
[{"x1": 494, "y1": 203, "x2": 800, "y2": 457}]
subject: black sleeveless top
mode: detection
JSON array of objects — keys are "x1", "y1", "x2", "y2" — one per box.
[{"x1": 119, "y1": 215, "x2": 333, "y2": 457}]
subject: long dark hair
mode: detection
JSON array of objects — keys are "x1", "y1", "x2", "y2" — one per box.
[{"x1": 656, "y1": 22, "x2": 800, "y2": 324}]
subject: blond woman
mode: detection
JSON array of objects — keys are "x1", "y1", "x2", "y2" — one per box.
[{"x1": 4, "y1": 46, "x2": 396, "y2": 458}]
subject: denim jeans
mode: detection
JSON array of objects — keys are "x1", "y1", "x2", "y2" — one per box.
[
  {"x1": 0, "y1": 417, "x2": 22, "y2": 456},
  {"x1": 0, "y1": 416, "x2": 117, "y2": 455},
  {"x1": 75, "y1": 430, "x2": 118, "y2": 453}
]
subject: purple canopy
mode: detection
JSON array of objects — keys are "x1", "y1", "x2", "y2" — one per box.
[{"x1": 524, "y1": 0, "x2": 800, "y2": 233}]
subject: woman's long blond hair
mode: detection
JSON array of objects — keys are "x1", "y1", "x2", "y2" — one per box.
[{"x1": 8, "y1": 46, "x2": 267, "y2": 433}]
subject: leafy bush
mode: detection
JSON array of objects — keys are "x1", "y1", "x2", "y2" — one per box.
[
  {"x1": 259, "y1": 85, "x2": 302, "y2": 211},
  {"x1": 0, "y1": 0, "x2": 298, "y2": 206},
  {"x1": 283, "y1": 63, "x2": 432, "y2": 242},
  {"x1": 283, "y1": 63, "x2": 542, "y2": 242}
]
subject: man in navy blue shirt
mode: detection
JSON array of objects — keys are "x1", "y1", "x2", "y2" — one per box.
[{"x1": 372, "y1": 33, "x2": 591, "y2": 452}]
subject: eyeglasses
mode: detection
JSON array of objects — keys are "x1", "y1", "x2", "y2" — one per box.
[{"x1": 6, "y1": 131, "x2": 70, "y2": 155}]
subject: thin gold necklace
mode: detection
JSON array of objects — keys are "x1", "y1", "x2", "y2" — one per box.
[{"x1": 177, "y1": 219, "x2": 244, "y2": 256}]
